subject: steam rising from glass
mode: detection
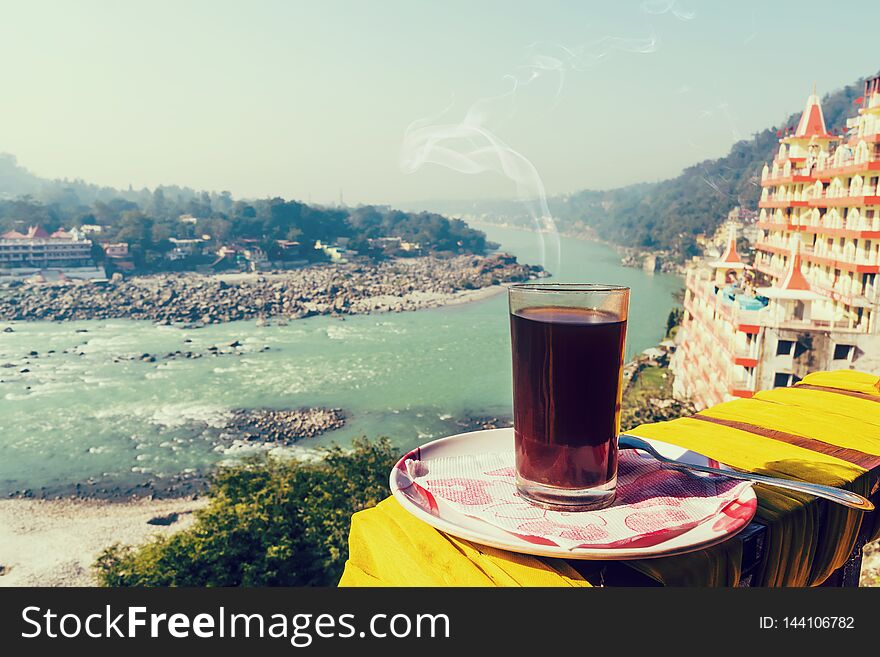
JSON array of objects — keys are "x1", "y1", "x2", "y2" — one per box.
[
  {"x1": 399, "y1": 29, "x2": 660, "y2": 274},
  {"x1": 399, "y1": 91, "x2": 560, "y2": 272}
]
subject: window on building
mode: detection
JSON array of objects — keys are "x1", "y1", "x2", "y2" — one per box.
[
  {"x1": 793, "y1": 337, "x2": 811, "y2": 358},
  {"x1": 774, "y1": 373, "x2": 793, "y2": 388},
  {"x1": 776, "y1": 340, "x2": 794, "y2": 356},
  {"x1": 833, "y1": 344, "x2": 854, "y2": 361}
]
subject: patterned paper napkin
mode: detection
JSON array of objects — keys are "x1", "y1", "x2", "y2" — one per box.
[{"x1": 402, "y1": 450, "x2": 751, "y2": 550}]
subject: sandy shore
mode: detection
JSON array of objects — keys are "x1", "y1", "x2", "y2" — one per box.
[{"x1": 0, "y1": 497, "x2": 207, "y2": 586}]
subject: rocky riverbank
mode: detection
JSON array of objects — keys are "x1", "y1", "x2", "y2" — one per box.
[
  {"x1": 228, "y1": 408, "x2": 346, "y2": 444},
  {"x1": 4, "y1": 406, "x2": 347, "y2": 501},
  {"x1": 619, "y1": 249, "x2": 684, "y2": 274},
  {"x1": 619, "y1": 333, "x2": 696, "y2": 430},
  {"x1": 0, "y1": 254, "x2": 542, "y2": 323}
]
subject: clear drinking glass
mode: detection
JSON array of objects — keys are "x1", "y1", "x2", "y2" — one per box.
[{"x1": 509, "y1": 283, "x2": 630, "y2": 511}]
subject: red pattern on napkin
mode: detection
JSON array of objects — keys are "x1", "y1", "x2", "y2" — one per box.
[{"x1": 404, "y1": 450, "x2": 751, "y2": 550}]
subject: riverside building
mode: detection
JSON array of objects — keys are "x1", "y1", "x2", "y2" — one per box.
[
  {"x1": 0, "y1": 225, "x2": 93, "y2": 269},
  {"x1": 672, "y1": 78, "x2": 880, "y2": 409}
]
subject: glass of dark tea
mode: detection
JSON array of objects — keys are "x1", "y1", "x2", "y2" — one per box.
[{"x1": 509, "y1": 283, "x2": 630, "y2": 511}]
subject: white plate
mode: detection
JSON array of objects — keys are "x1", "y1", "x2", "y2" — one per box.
[{"x1": 390, "y1": 428, "x2": 757, "y2": 560}]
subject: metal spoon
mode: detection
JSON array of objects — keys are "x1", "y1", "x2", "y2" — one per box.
[{"x1": 618, "y1": 434, "x2": 874, "y2": 512}]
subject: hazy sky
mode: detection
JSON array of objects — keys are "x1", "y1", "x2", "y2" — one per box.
[{"x1": 1, "y1": 0, "x2": 877, "y2": 206}]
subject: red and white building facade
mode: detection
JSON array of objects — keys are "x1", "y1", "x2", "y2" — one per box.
[
  {"x1": 0, "y1": 225, "x2": 93, "y2": 269},
  {"x1": 672, "y1": 78, "x2": 880, "y2": 409}
]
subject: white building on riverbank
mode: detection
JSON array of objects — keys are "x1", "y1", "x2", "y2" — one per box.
[
  {"x1": 0, "y1": 225, "x2": 102, "y2": 282},
  {"x1": 0, "y1": 225, "x2": 92, "y2": 267}
]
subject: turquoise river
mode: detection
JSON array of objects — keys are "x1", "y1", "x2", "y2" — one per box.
[{"x1": 0, "y1": 225, "x2": 682, "y2": 496}]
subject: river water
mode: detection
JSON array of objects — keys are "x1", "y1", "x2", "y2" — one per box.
[{"x1": 0, "y1": 225, "x2": 681, "y2": 496}]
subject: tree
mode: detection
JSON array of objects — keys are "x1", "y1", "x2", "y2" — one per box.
[
  {"x1": 666, "y1": 307, "x2": 684, "y2": 337},
  {"x1": 149, "y1": 188, "x2": 167, "y2": 218},
  {"x1": 93, "y1": 439, "x2": 398, "y2": 587},
  {"x1": 150, "y1": 222, "x2": 173, "y2": 253},
  {"x1": 216, "y1": 191, "x2": 233, "y2": 214},
  {"x1": 90, "y1": 240, "x2": 105, "y2": 264}
]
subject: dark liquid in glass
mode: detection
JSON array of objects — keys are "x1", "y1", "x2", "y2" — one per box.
[{"x1": 511, "y1": 306, "x2": 626, "y2": 489}]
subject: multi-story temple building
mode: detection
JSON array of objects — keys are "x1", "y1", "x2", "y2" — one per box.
[{"x1": 672, "y1": 77, "x2": 880, "y2": 409}]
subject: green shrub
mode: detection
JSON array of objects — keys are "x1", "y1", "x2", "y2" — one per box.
[{"x1": 94, "y1": 438, "x2": 398, "y2": 587}]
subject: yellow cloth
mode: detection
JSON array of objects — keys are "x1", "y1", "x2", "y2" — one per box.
[
  {"x1": 339, "y1": 370, "x2": 880, "y2": 587},
  {"x1": 340, "y1": 497, "x2": 591, "y2": 587}
]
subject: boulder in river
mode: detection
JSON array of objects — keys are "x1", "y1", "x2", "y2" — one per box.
[{"x1": 227, "y1": 407, "x2": 345, "y2": 444}]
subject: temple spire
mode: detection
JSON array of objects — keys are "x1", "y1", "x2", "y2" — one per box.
[
  {"x1": 794, "y1": 88, "x2": 831, "y2": 139},
  {"x1": 778, "y1": 234, "x2": 812, "y2": 291},
  {"x1": 719, "y1": 224, "x2": 742, "y2": 264}
]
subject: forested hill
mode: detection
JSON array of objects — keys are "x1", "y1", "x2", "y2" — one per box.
[
  {"x1": 552, "y1": 77, "x2": 866, "y2": 256},
  {"x1": 0, "y1": 156, "x2": 490, "y2": 263},
  {"x1": 0, "y1": 153, "x2": 43, "y2": 196},
  {"x1": 404, "y1": 75, "x2": 869, "y2": 258}
]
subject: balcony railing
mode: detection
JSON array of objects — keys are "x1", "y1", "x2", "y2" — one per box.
[
  {"x1": 794, "y1": 218, "x2": 880, "y2": 233},
  {"x1": 809, "y1": 318, "x2": 861, "y2": 331},
  {"x1": 807, "y1": 276, "x2": 879, "y2": 305},
  {"x1": 734, "y1": 346, "x2": 759, "y2": 362},
  {"x1": 755, "y1": 238, "x2": 797, "y2": 253},
  {"x1": 729, "y1": 378, "x2": 756, "y2": 392},
  {"x1": 814, "y1": 155, "x2": 880, "y2": 175},
  {"x1": 806, "y1": 247, "x2": 880, "y2": 266},
  {"x1": 808, "y1": 190, "x2": 880, "y2": 208}
]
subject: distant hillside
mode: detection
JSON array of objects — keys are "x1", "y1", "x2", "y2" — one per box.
[
  {"x1": 0, "y1": 153, "x2": 231, "y2": 209},
  {"x1": 0, "y1": 157, "x2": 492, "y2": 271},
  {"x1": 553, "y1": 77, "x2": 865, "y2": 256},
  {"x1": 404, "y1": 75, "x2": 870, "y2": 258},
  {"x1": 0, "y1": 154, "x2": 42, "y2": 197}
]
